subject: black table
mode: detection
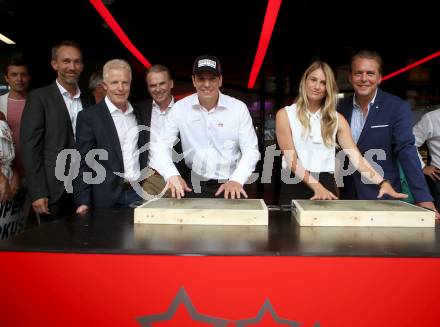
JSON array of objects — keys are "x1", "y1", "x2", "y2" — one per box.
[
  {"x1": 0, "y1": 209, "x2": 439, "y2": 257},
  {"x1": 1, "y1": 209, "x2": 439, "y2": 327}
]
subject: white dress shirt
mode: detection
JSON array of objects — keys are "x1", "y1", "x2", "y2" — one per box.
[
  {"x1": 413, "y1": 108, "x2": 440, "y2": 169},
  {"x1": 282, "y1": 103, "x2": 338, "y2": 173},
  {"x1": 105, "y1": 97, "x2": 140, "y2": 182},
  {"x1": 150, "y1": 92, "x2": 260, "y2": 185},
  {"x1": 147, "y1": 97, "x2": 174, "y2": 168},
  {"x1": 56, "y1": 80, "x2": 83, "y2": 138}
]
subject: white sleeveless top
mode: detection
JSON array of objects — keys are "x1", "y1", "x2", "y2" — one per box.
[{"x1": 282, "y1": 103, "x2": 338, "y2": 173}]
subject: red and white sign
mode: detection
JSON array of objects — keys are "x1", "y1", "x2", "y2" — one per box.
[{"x1": 1, "y1": 253, "x2": 439, "y2": 326}]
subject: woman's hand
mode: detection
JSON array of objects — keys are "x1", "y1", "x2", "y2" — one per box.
[{"x1": 310, "y1": 183, "x2": 338, "y2": 200}]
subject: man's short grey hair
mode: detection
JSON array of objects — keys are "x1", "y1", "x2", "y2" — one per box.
[
  {"x1": 103, "y1": 59, "x2": 132, "y2": 81},
  {"x1": 146, "y1": 64, "x2": 172, "y2": 80},
  {"x1": 51, "y1": 40, "x2": 81, "y2": 60}
]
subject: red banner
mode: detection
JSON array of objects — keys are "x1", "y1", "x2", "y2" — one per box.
[{"x1": 0, "y1": 252, "x2": 439, "y2": 326}]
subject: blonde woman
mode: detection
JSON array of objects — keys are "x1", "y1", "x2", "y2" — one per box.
[{"x1": 276, "y1": 61, "x2": 406, "y2": 204}]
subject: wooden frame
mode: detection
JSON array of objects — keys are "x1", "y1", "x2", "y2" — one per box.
[
  {"x1": 134, "y1": 198, "x2": 268, "y2": 226},
  {"x1": 292, "y1": 200, "x2": 435, "y2": 227}
]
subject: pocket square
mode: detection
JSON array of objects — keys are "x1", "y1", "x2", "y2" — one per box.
[{"x1": 371, "y1": 124, "x2": 389, "y2": 128}]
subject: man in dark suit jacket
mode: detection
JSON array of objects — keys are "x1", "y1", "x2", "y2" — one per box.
[
  {"x1": 338, "y1": 50, "x2": 436, "y2": 213},
  {"x1": 21, "y1": 40, "x2": 89, "y2": 221},
  {"x1": 74, "y1": 59, "x2": 148, "y2": 213},
  {"x1": 136, "y1": 64, "x2": 187, "y2": 196}
]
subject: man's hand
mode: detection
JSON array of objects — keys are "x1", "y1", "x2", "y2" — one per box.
[
  {"x1": 167, "y1": 175, "x2": 192, "y2": 199},
  {"x1": 377, "y1": 180, "x2": 408, "y2": 199},
  {"x1": 416, "y1": 201, "x2": 440, "y2": 220},
  {"x1": 32, "y1": 198, "x2": 49, "y2": 215},
  {"x1": 423, "y1": 165, "x2": 440, "y2": 181},
  {"x1": 215, "y1": 180, "x2": 247, "y2": 199},
  {"x1": 76, "y1": 205, "x2": 90, "y2": 215}
]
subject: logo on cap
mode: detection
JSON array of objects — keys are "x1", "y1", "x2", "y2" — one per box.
[
  {"x1": 193, "y1": 55, "x2": 221, "y2": 75},
  {"x1": 198, "y1": 59, "x2": 217, "y2": 69}
]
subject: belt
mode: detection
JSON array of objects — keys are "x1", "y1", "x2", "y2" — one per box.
[{"x1": 148, "y1": 167, "x2": 161, "y2": 176}]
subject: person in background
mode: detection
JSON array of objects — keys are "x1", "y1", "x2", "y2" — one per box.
[
  {"x1": 276, "y1": 60, "x2": 406, "y2": 204},
  {"x1": 136, "y1": 64, "x2": 187, "y2": 197},
  {"x1": 0, "y1": 112, "x2": 18, "y2": 202},
  {"x1": 413, "y1": 108, "x2": 440, "y2": 211},
  {"x1": 0, "y1": 59, "x2": 30, "y2": 180},
  {"x1": 88, "y1": 70, "x2": 106, "y2": 104}
]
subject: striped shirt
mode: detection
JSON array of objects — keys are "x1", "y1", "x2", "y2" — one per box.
[{"x1": 350, "y1": 91, "x2": 377, "y2": 143}]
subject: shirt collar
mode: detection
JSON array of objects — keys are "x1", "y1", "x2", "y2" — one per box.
[
  {"x1": 191, "y1": 91, "x2": 226, "y2": 111},
  {"x1": 56, "y1": 79, "x2": 81, "y2": 98},
  {"x1": 352, "y1": 89, "x2": 378, "y2": 111},
  {"x1": 152, "y1": 96, "x2": 174, "y2": 114},
  {"x1": 217, "y1": 92, "x2": 227, "y2": 109},
  {"x1": 105, "y1": 96, "x2": 133, "y2": 114}
]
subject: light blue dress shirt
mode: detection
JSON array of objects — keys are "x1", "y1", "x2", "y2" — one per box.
[{"x1": 350, "y1": 91, "x2": 377, "y2": 143}]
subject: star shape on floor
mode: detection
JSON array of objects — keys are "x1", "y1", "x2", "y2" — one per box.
[
  {"x1": 235, "y1": 299, "x2": 301, "y2": 326},
  {"x1": 136, "y1": 287, "x2": 229, "y2": 327}
]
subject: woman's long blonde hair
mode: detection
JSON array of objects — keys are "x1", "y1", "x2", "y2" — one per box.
[{"x1": 295, "y1": 61, "x2": 338, "y2": 147}]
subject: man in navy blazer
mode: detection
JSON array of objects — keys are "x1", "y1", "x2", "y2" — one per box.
[
  {"x1": 337, "y1": 50, "x2": 436, "y2": 213},
  {"x1": 74, "y1": 59, "x2": 148, "y2": 213}
]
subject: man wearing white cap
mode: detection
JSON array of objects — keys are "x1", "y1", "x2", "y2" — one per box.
[{"x1": 150, "y1": 55, "x2": 260, "y2": 199}]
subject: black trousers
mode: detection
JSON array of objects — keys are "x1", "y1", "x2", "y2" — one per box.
[
  {"x1": 278, "y1": 172, "x2": 336, "y2": 205},
  {"x1": 185, "y1": 178, "x2": 223, "y2": 198},
  {"x1": 39, "y1": 192, "x2": 75, "y2": 223}
]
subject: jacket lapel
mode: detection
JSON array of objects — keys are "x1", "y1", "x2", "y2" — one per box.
[
  {"x1": 134, "y1": 100, "x2": 152, "y2": 170},
  {"x1": 80, "y1": 93, "x2": 91, "y2": 109},
  {"x1": 133, "y1": 100, "x2": 152, "y2": 143},
  {"x1": 50, "y1": 82, "x2": 75, "y2": 137},
  {"x1": 144, "y1": 100, "x2": 153, "y2": 145},
  {"x1": 100, "y1": 101, "x2": 124, "y2": 167},
  {"x1": 356, "y1": 89, "x2": 383, "y2": 146},
  {"x1": 340, "y1": 97, "x2": 354, "y2": 124}
]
